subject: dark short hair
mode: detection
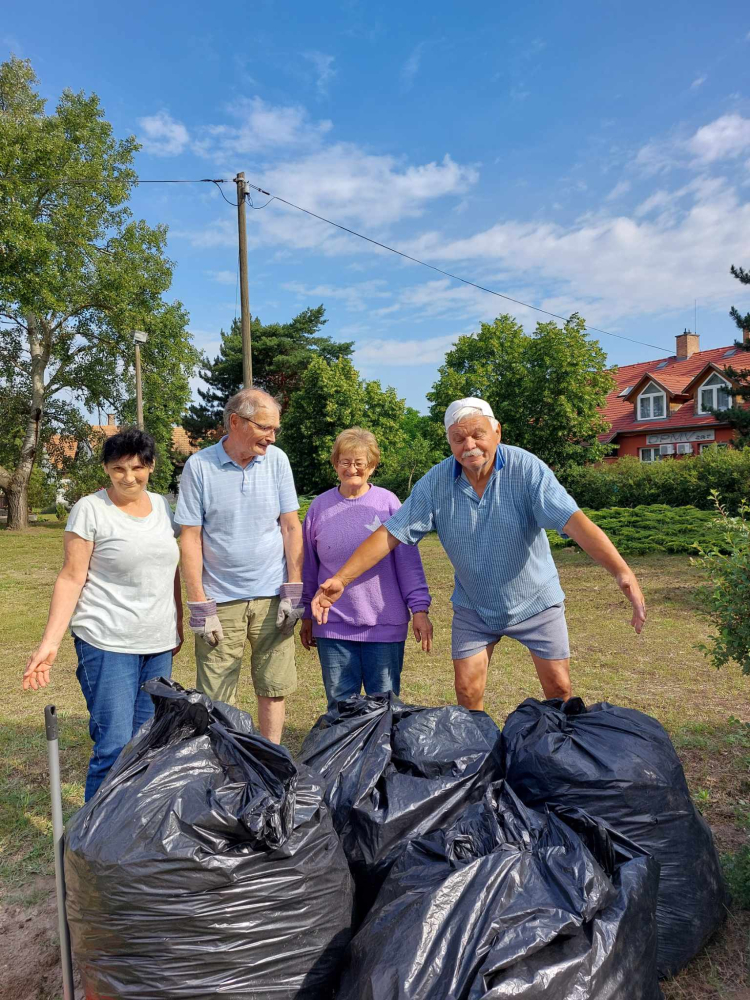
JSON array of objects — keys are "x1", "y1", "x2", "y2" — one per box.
[{"x1": 101, "y1": 428, "x2": 156, "y2": 466}]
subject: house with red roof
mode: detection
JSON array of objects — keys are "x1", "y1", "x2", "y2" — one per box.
[{"x1": 601, "y1": 329, "x2": 750, "y2": 462}]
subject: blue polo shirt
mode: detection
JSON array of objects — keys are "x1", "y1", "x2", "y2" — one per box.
[
  {"x1": 175, "y1": 439, "x2": 299, "y2": 603},
  {"x1": 384, "y1": 445, "x2": 579, "y2": 630}
]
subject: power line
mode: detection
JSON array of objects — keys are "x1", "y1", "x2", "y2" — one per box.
[
  {"x1": 2, "y1": 171, "x2": 673, "y2": 356},
  {"x1": 242, "y1": 180, "x2": 672, "y2": 356}
]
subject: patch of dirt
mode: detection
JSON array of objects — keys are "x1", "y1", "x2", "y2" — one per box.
[{"x1": 0, "y1": 876, "x2": 83, "y2": 1000}]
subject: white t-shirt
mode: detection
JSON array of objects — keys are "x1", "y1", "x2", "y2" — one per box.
[{"x1": 66, "y1": 490, "x2": 181, "y2": 654}]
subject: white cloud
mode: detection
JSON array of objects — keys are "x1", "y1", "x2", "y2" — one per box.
[
  {"x1": 137, "y1": 111, "x2": 190, "y2": 156},
  {"x1": 195, "y1": 97, "x2": 333, "y2": 159},
  {"x1": 401, "y1": 42, "x2": 427, "y2": 90},
  {"x1": 206, "y1": 270, "x2": 236, "y2": 285},
  {"x1": 283, "y1": 280, "x2": 391, "y2": 312},
  {"x1": 398, "y1": 175, "x2": 748, "y2": 324},
  {"x1": 688, "y1": 114, "x2": 750, "y2": 163},
  {"x1": 355, "y1": 334, "x2": 461, "y2": 367},
  {"x1": 690, "y1": 75, "x2": 707, "y2": 89},
  {"x1": 606, "y1": 180, "x2": 631, "y2": 200},
  {"x1": 303, "y1": 51, "x2": 337, "y2": 96},
  {"x1": 636, "y1": 114, "x2": 750, "y2": 173}
]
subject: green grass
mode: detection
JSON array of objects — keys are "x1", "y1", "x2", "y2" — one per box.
[{"x1": 1, "y1": 525, "x2": 749, "y2": 998}]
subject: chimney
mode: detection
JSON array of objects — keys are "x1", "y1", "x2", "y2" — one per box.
[
  {"x1": 107, "y1": 413, "x2": 116, "y2": 427},
  {"x1": 675, "y1": 329, "x2": 699, "y2": 359}
]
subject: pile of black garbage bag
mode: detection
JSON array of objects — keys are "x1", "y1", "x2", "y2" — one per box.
[
  {"x1": 501, "y1": 697, "x2": 729, "y2": 978},
  {"x1": 296, "y1": 692, "x2": 503, "y2": 916},
  {"x1": 338, "y1": 781, "x2": 663, "y2": 1000},
  {"x1": 64, "y1": 679, "x2": 354, "y2": 1000}
]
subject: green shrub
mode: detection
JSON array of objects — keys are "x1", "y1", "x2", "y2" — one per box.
[
  {"x1": 694, "y1": 494, "x2": 750, "y2": 675},
  {"x1": 559, "y1": 448, "x2": 750, "y2": 513},
  {"x1": 297, "y1": 495, "x2": 316, "y2": 522},
  {"x1": 549, "y1": 504, "x2": 732, "y2": 556},
  {"x1": 55, "y1": 502, "x2": 68, "y2": 522},
  {"x1": 722, "y1": 846, "x2": 750, "y2": 909}
]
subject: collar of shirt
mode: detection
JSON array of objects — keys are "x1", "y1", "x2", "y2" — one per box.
[
  {"x1": 453, "y1": 445, "x2": 505, "y2": 480},
  {"x1": 216, "y1": 436, "x2": 266, "y2": 469}
]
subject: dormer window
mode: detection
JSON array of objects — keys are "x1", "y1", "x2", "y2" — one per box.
[
  {"x1": 637, "y1": 382, "x2": 667, "y2": 420},
  {"x1": 698, "y1": 373, "x2": 731, "y2": 414}
]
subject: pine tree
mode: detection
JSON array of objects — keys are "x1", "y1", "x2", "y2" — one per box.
[
  {"x1": 711, "y1": 264, "x2": 750, "y2": 446},
  {"x1": 183, "y1": 307, "x2": 354, "y2": 442}
]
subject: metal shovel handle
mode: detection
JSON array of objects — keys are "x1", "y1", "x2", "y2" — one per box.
[{"x1": 45, "y1": 705, "x2": 75, "y2": 1000}]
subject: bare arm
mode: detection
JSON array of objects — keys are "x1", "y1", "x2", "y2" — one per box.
[
  {"x1": 180, "y1": 525, "x2": 207, "y2": 603},
  {"x1": 279, "y1": 511, "x2": 303, "y2": 584},
  {"x1": 23, "y1": 532, "x2": 93, "y2": 690},
  {"x1": 173, "y1": 566, "x2": 184, "y2": 654},
  {"x1": 311, "y1": 526, "x2": 402, "y2": 623},
  {"x1": 562, "y1": 510, "x2": 647, "y2": 633}
]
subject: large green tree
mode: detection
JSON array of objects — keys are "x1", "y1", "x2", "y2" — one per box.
[
  {"x1": 0, "y1": 56, "x2": 194, "y2": 528},
  {"x1": 376, "y1": 407, "x2": 448, "y2": 498},
  {"x1": 428, "y1": 313, "x2": 614, "y2": 470},
  {"x1": 184, "y1": 306, "x2": 354, "y2": 441},
  {"x1": 279, "y1": 356, "x2": 407, "y2": 495},
  {"x1": 711, "y1": 264, "x2": 750, "y2": 445}
]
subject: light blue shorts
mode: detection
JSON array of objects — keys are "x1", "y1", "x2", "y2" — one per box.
[{"x1": 451, "y1": 602, "x2": 570, "y2": 661}]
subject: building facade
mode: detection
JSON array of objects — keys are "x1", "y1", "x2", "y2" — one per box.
[{"x1": 600, "y1": 330, "x2": 749, "y2": 462}]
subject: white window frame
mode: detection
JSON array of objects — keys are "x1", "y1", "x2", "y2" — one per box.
[
  {"x1": 699, "y1": 442, "x2": 729, "y2": 454},
  {"x1": 639, "y1": 447, "x2": 663, "y2": 463},
  {"x1": 637, "y1": 382, "x2": 667, "y2": 421},
  {"x1": 697, "y1": 373, "x2": 732, "y2": 414}
]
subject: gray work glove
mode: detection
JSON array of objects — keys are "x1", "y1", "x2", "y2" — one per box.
[
  {"x1": 187, "y1": 599, "x2": 224, "y2": 647},
  {"x1": 276, "y1": 583, "x2": 304, "y2": 636}
]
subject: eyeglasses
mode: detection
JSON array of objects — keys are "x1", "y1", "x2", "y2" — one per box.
[
  {"x1": 239, "y1": 416, "x2": 279, "y2": 434},
  {"x1": 337, "y1": 460, "x2": 369, "y2": 470}
]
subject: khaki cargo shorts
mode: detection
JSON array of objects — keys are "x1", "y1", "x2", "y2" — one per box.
[{"x1": 194, "y1": 597, "x2": 297, "y2": 703}]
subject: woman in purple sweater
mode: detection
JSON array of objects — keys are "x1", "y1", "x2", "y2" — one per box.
[{"x1": 301, "y1": 428, "x2": 433, "y2": 710}]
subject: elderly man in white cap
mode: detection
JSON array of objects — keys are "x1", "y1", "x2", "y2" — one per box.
[{"x1": 312, "y1": 397, "x2": 646, "y2": 709}]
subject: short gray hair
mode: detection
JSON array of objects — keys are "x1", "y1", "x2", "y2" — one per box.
[{"x1": 223, "y1": 388, "x2": 280, "y2": 432}]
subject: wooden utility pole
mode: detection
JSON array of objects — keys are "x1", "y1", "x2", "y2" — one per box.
[
  {"x1": 235, "y1": 172, "x2": 253, "y2": 387},
  {"x1": 134, "y1": 341, "x2": 144, "y2": 430}
]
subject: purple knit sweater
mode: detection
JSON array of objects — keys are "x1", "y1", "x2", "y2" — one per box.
[{"x1": 302, "y1": 485, "x2": 431, "y2": 642}]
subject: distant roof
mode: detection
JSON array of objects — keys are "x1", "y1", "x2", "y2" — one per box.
[{"x1": 601, "y1": 344, "x2": 749, "y2": 441}]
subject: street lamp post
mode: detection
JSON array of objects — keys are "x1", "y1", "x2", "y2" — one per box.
[{"x1": 133, "y1": 330, "x2": 148, "y2": 430}]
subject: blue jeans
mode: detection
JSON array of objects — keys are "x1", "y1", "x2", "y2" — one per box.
[
  {"x1": 316, "y1": 638, "x2": 405, "y2": 712},
  {"x1": 74, "y1": 635, "x2": 173, "y2": 801}
]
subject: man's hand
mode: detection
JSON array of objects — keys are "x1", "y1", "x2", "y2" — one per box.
[
  {"x1": 23, "y1": 642, "x2": 58, "y2": 691},
  {"x1": 300, "y1": 618, "x2": 316, "y2": 650},
  {"x1": 187, "y1": 600, "x2": 224, "y2": 647},
  {"x1": 616, "y1": 570, "x2": 647, "y2": 634},
  {"x1": 412, "y1": 611, "x2": 433, "y2": 652},
  {"x1": 311, "y1": 577, "x2": 346, "y2": 624},
  {"x1": 276, "y1": 583, "x2": 304, "y2": 637}
]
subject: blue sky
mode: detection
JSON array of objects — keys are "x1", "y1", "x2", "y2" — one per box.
[{"x1": 4, "y1": 1, "x2": 750, "y2": 411}]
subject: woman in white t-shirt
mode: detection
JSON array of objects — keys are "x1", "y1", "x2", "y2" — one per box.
[{"x1": 23, "y1": 429, "x2": 183, "y2": 800}]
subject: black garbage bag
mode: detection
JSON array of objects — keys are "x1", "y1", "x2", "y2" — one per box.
[
  {"x1": 65, "y1": 679, "x2": 354, "y2": 1000},
  {"x1": 338, "y1": 781, "x2": 662, "y2": 1000},
  {"x1": 296, "y1": 692, "x2": 502, "y2": 916},
  {"x1": 502, "y1": 697, "x2": 728, "y2": 977}
]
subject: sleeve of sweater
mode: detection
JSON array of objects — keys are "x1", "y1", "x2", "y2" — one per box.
[
  {"x1": 301, "y1": 505, "x2": 320, "y2": 617},
  {"x1": 389, "y1": 494, "x2": 432, "y2": 613}
]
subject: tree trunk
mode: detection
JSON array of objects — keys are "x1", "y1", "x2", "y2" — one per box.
[{"x1": 6, "y1": 314, "x2": 49, "y2": 531}]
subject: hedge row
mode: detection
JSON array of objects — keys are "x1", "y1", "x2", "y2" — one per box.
[
  {"x1": 549, "y1": 504, "x2": 730, "y2": 556},
  {"x1": 559, "y1": 449, "x2": 750, "y2": 513}
]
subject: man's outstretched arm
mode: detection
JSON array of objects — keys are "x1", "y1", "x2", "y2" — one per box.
[
  {"x1": 562, "y1": 510, "x2": 647, "y2": 633},
  {"x1": 311, "y1": 526, "x2": 401, "y2": 623}
]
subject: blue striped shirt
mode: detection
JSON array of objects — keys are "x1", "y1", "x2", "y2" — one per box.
[
  {"x1": 384, "y1": 445, "x2": 579, "y2": 630},
  {"x1": 175, "y1": 439, "x2": 299, "y2": 603}
]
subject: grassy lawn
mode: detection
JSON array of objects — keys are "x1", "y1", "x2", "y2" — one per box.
[{"x1": 1, "y1": 524, "x2": 749, "y2": 999}]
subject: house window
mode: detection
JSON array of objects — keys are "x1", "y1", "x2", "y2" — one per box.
[
  {"x1": 699, "y1": 442, "x2": 729, "y2": 454},
  {"x1": 639, "y1": 447, "x2": 662, "y2": 462},
  {"x1": 638, "y1": 383, "x2": 667, "y2": 420},
  {"x1": 698, "y1": 373, "x2": 731, "y2": 414}
]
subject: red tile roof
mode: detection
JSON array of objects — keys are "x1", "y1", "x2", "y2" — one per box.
[{"x1": 601, "y1": 344, "x2": 749, "y2": 441}]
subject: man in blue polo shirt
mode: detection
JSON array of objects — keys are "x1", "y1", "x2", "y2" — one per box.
[
  {"x1": 312, "y1": 397, "x2": 646, "y2": 709},
  {"x1": 176, "y1": 388, "x2": 303, "y2": 741}
]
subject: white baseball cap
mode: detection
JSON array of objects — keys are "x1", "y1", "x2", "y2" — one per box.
[{"x1": 444, "y1": 397, "x2": 495, "y2": 433}]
